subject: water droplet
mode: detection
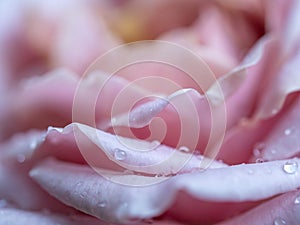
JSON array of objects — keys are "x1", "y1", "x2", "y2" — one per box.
[
  {"x1": 271, "y1": 149, "x2": 277, "y2": 155},
  {"x1": 0, "y1": 199, "x2": 7, "y2": 208},
  {"x1": 97, "y1": 200, "x2": 107, "y2": 208},
  {"x1": 273, "y1": 218, "x2": 287, "y2": 225},
  {"x1": 266, "y1": 169, "x2": 272, "y2": 174},
  {"x1": 253, "y1": 143, "x2": 265, "y2": 157},
  {"x1": 194, "y1": 152, "x2": 204, "y2": 160},
  {"x1": 114, "y1": 149, "x2": 127, "y2": 161},
  {"x1": 79, "y1": 191, "x2": 87, "y2": 199},
  {"x1": 16, "y1": 154, "x2": 26, "y2": 163},
  {"x1": 284, "y1": 128, "x2": 292, "y2": 136},
  {"x1": 247, "y1": 169, "x2": 254, "y2": 175},
  {"x1": 29, "y1": 141, "x2": 38, "y2": 149},
  {"x1": 294, "y1": 196, "x2": 300, "y2": 204},
  {"x1": 48, "y1": 126, "x2": 64, "y2": 133},
  {"x1": 256, "y1": 158, "x2": 265, "y2": 163},
  {"x1": 271, "y1": 109, "x2": 278, "y2": 115},
  {"x1": 283, "y1": 160, "x2": 298, "y2": 174},
  {"x1": 75, "y1": 181, "x2": 83, "y2": 187},
  {"x1": 179, "y1": 146, "x2": 189, "y2": 152}
]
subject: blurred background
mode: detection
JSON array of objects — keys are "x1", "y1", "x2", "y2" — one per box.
[{"x1": 0, "y1": 0, "x2": 267, "y2": 142}]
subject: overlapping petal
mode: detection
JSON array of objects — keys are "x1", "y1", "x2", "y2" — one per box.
[{"x1": 30, "y1": 157, "x2": 300, "y2": 224}]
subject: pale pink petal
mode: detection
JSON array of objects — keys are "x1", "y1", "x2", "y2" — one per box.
[
  {"x1": 250, "y1": 95, "x2": 300, "y2": 162},
  {"x1": 74, "y1": 70, "x2": 149, "y2": 129},
  {"x1": 48, "y1": 1, "x2": 120, "y2": 74},
  {"x1": 0, "y1": 69, "x2": 78, "y2": 140},
  {"x1": 107, "y1": 87, "x2": 227, "y2": 163},
  {"x1": 160, "y1": 30, "x2": 238, "y2": 77},
  {"x1": 30, "y1": 158, "x2": 300, "y2": 224},
  {"x1": 252, "y1": 0, "x2": 300, "y2": 120},
  {"x1": 217, "y1": 90, "x2": 300, "y2": 165},
  {"x1": 105, "y1": 37, "x2": 266, "y2": 154},
  {"x1": 0, "y1": 0, "x2": 120, "y2": 78},
  {"x1": 253, "y1": 46, "x2": 300, "y2": 119},
  {"x1": 110, "y1": 88, "x2": 202, "y2": 128},
  {"x1": 48, "y1": 123, "x2": 227, "y2": 175},
  {"x1": 1, "y1": 68, "x2": 148, "y2": 141},
  {"x1": 217, "y1": 117, "x2": 276, "y2": 165},
  {"x1": 206, "y1": 34, "x2": 266, "y2": 106},
  {"x1": 193, "y1": 3, "x2": 264, "y2": 61},
  {"x1": 0, "y1": 207, "x2": 107, "y2": 225},
  {"x1": 265, "y1": 0, "x2": 292, "y2": 34},
  {"x1": 0, "y1": 130, "x2": 72, "y2": 212},
  {"x1": 279, "y1": 0, "x2": 300, "y2": 55},
  {"x1": 217, "y1": 189, "x2": 300, "y2": 225}
]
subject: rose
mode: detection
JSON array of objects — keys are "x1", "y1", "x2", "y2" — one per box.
[{"x1": 1, "y1": 0, "x2": 300, "y2": 225}]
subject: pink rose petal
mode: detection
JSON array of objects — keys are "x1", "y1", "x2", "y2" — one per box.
[
  {"x1": 30, "y1": 157, "x2": 300, "y2": 224},
  {"x1": 253, "y1": 46, "x2": 300, "y2": 119},
  {"x1": 0, "y1": 130, "x2": 73, "y2": 212},
  {"x1": 217, "y1": 189, "x2": 300, "y2": 225},
  {"x1": 0, "y1": 69, "x2": 78, "y2": 140},
  {"x1": 46, "y1": 123, "x2": 227, "y2": 175},
  {"x1": 0, "y1": 68, "x2": 149, "y2": 141},
  {"x1": 252, "y1": 0, "x2": 300, "y2": 120},
  {"x1": 0, "y1": 207, "x2": 107, "y2": 225},
  {"x1": 250, "y1": 95, "x2": 300, "y2": 162}
]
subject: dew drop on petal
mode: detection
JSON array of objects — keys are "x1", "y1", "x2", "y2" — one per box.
[
  {"x1": 75, "y1": 181, "x2": 83, "y2": 188},
  {"x1": 16, "y1": 154, "x2": 26, "y2": 163},
  {"x1": 271, "y1": 109, "x2": 278, "y2": 115},
  {"x1": 79, "y1": 191, "x2": 87, "y2": 199},
  {"x1": 97, "y1": 200, "x2": 107, "y2": 208},
  {"x1": 271, "y1": 149, "x2": 277, "y2": 155},
  {"x1": 283, "y1": 160, "x2": 298, "y2": 174},
  {"x1": 253, "y1": 143, "x2": 265, "y2": 157},
  {"x1": 155, "y1": 174, "x2": 164, "y2": 178},
  {"x1": 114, "y1": 149, "x2": 127, "y2": 161},
  {"x1": 294, "y1": 196, "x2": 300, "y2": 205},
  {"x1": 29, "y1": 141, "x2": 38, "y2": 150},
  {"x1": 247, "y1": 169, "x2": 254, "y2": 175},
  {"x1": 284, "y1": 128, "x2": 292, "y2": 136},
  {"x1": 48, "y1": 126, "x2": 64, "y2": 133},
  {"x1": 266, "y1": 168, "x2": 272, "y2": 174},
  {"x1": 179, "y1": 146, "x2": 190, "y2": 153},
  {"x1": 273, "y1": 218, "x2": 287, "y2": 225},
  {"x1": 256, "y1": 158, "x2": 265, "y2": 163}
]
